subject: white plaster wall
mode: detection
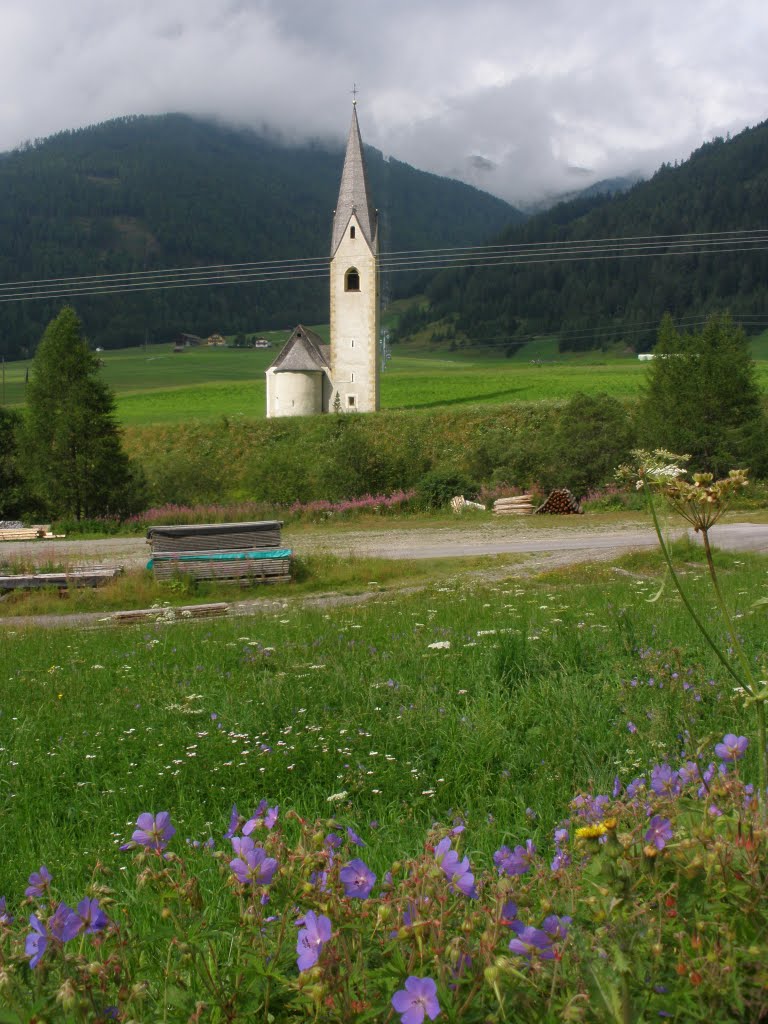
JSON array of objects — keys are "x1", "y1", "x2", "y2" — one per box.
[
  {"x1": 330, "y1": 214, "x2": 379, "y2": 413},
  {"x1": 267, "y1": 369, "x2": 323, "y2": 417}
]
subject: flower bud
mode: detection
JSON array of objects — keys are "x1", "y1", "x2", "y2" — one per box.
[
  {"x1": 484, "y1": 966, "x2": 500, "y2": 985},
  {"x1": 56, "y1": 980, "x2": 78, "y2": 1011}
]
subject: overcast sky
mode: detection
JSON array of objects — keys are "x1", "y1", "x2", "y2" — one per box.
[{"x1": 1, "y1": 0, "x2": 766, "y2": 205}]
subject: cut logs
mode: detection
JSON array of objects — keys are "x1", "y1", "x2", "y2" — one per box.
[
  {"x1": 534, "y1": 489, "x2": 583, "y2": 515},
  {"x1": 450, "y1": 496, "x2": 487, "y2": 513},
  {"x1": 493, "y1": 495, "x2": 535, "y2": 516}
]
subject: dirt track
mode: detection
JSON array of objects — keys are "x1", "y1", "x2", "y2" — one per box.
[
  {"x1": 3, "y1": 520, "x2": 768, "y2": 569},
  {"x1": 2, "y1": 520, "x2": 767, "y2": 631}
]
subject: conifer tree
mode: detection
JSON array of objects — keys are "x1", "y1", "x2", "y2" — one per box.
[
  {"x1": 638, "y1": 312, "x2": 767, "y2": 475},
  {"x1": 22, "y1": 307, "x2": 141, "y2": 519}
]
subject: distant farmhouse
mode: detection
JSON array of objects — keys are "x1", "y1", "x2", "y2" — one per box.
[
  {"x1": 265, "y1": 103, "x2": 380, "y2": 416},
  {"x1": 174, "y1": 333, "x2": 203, "y2": 351}
]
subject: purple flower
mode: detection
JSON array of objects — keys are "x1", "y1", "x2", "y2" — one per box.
[
  {"x1": 714, "y1": 734, "x2": 748, "y2": 763},
  {"x1": 339, "y1": 858, "x2": 376, "y2": 899},
  {"x1": 542, "y1": 914, "x2": 571, "y2": 941},
  {"x1": 324, "y1": 833, "x2": 342, "y2": 850},
  {"x1": 645, "y1": 815, "x2": 673, "y2": 851},
  {"x1": 571, "y1": 794, "x2": 610, "y2": 822},
  {"x1": 391, "y1": 976, "x2": 441, "y2": 1024},
  {"x1": 224, "y1": 804, "x2": 241, "y2": 839},
  {"x1": 627, "y1": 721, "x2": 637, "y2": 734},
  {"x1": 130, "y1": 811, "x2": 175, "y2": 851},
  {"x1": 509, "y1": 925, "x2": 553, "y2": 959},
  {"x1": 500, "y1": 901, "x2": 518, "y2": 927},
  {"x1": 493, "y1": 840, "x2": 536, "y2": 876},
  {"x1": 678, "y1": 760, "x2": 700, "y2": 785},
  {"x1": 296, "y1": 910, "x2": 332, "y2": 971},
  {"x1": 650, "y1": 764, "x2": 681, "y2": 797},
  {"x1": 77, "y1": 898, "x2": 110, "y2": 934},
  {"x1": 0, "y1": 897, "x2": 13, "y2": 926},
  {"x1": 243, "y1": 801, "x2": 279, "y2": 833},
  {"x1": 230, "y1": 847, "x2": 278, "y2": 886},
  {"x1": 25, "y1": 865, "x2": 52, "y2": 899},
  {"x1": 346, "y1": 827, "x2": 365, "y2": 847},
  {"x1": 49, "y1": 902, "x2": 83, "y2": 943},
  {"x1": 626, "y1": 776, "x2": 646, "y2": 799},
  {"x1": 25, "y1": 914, "x2": 47, "y2": 968},
  {"x1": 435, "y1": 839, "x2": 476, "y2": 897},
  {"x1": 550, "y1": 849, "x2": 571, "y2": 872}
]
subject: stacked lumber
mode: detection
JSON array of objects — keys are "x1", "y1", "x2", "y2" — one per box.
[
  {"x1": 146, "y1": 521, "x2": 291, "y2": 583},
  {"x1": 111, "y1": 602, "x2": 229, "y2": 624},
  {"x1": 534, "y1": 489, "x2": 583, "y2": 515},
  {"x1": 493, "y1": 495, "x2": 535, "y2": 516},
  {"x1": 0, "y1": 525, "x2": 55, "y2": 541},
  {"x1": 0, "y1": 568, "x2": 122, "y2": 590}
]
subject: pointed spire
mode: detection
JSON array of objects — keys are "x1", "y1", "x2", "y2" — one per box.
[{"x1": 331, "y1": 104, "x2": 376, "y2": 257}]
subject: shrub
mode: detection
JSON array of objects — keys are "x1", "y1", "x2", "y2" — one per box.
[{"x1": 415, "y1": 468, "x2": 480, "y2": 509}]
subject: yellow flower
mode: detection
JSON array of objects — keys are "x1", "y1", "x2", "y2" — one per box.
[{"x1": 576, "y1": 823, "x2": 609, "y2": 840}]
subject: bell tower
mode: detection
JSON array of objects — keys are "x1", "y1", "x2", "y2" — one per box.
[{"x1": 329, "y1": 101, "x2": 379, "y2": 412}]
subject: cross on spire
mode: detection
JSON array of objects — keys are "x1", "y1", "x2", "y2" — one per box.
[{"x1": 351, "y1": 83, "x2": 358, "y2": 106}]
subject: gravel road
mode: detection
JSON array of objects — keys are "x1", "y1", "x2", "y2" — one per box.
[
  {"x1": 3, "y1": 520, "x2": 768, "y2": 568},
  {"x1": 3, "y1": 520, "x2": 767, "y2": 631}
]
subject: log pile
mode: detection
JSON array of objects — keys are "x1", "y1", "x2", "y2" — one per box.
[
  {"x1": 493, "y1": 495, "x2": 535, "y2": 516},
  {"x1": 534, "y1": 489, "x2": 583, "y2": 515}
]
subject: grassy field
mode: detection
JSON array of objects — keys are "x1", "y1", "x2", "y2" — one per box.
[
  {"x1": 3, "y1": 328, "x2": 768, "y2": 426},
  {"x1": 1, "y1": 541, "x2": 765, "y2": 899}
]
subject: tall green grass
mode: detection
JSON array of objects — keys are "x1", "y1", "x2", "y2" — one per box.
[{"x1": 2, "y1": 546, "x2": 765, "y2": 898}]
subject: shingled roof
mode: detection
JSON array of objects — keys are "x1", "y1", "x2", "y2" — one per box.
[
  {"x1": 269, "y1": 325, "x2": 330, "y2": 373},
  {"x1": 330, "y1": 104, "x2": 377, "y2": 257}
]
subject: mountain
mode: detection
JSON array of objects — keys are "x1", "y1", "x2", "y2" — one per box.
[
  {"x1": 397, "y1": 121, "x2": 768, "y2": 353},
  {"x1": 520, "y1": 175, "x2": 643, "y2": 214},
  {"x1": 0, "y1": 114, "x2": 521, "y2": 359}
]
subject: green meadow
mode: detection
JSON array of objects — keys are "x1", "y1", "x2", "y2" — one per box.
[
  {"x1": 1, "y1": 542, "x2": 765, "y2": 898},
  {"x1": 3, "y1": 329, "x2": 767, "y2": 426}
]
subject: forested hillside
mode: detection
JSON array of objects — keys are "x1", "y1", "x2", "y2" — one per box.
[
  {"x1": 0, "y1": 114, "x2": 519, "y2": 359},
  {"x1": 397, "y1": 121, "x2": 768, "y2": 353}
]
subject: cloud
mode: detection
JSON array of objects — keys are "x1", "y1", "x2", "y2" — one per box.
[{"x1": 0, "y1": 0, "x2": 766, "y2": 203}]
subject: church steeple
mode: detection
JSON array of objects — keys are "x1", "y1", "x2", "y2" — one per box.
[{"x1": 330, "y1": 104, "x2": 377, "y2": 257}]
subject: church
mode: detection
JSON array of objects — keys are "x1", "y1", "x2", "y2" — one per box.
[{"x1": 265, "y1": 103, "x2": 380, "y2": 417}]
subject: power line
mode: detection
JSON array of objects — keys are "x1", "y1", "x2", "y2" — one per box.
[{"x1": 0, "y1": 228, "x2": 766, "y2": 303}]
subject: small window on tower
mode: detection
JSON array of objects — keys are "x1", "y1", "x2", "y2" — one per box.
[
  {"x1": 350, "y1": 226, "x2": 356, "y2": 239},
  {"x1": 345, "y1": 268, "x2": 360, "y2": 291},
  {"x1": 350, "y1": 372, "x2": 355, "y2": 382},
  {"x1": 351, "y1": 339, "x2": 355, "y2": 349},
  {"x1": 348, "y1": 395, "x2": 356, "y2": 408}
]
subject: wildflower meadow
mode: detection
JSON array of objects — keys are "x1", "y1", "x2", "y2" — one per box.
[{"x1": 1, "y1": 503, "x2": 768, "y2": 1019}]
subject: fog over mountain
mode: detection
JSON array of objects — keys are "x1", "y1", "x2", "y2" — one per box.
[{"x1": 1, "y1": 0, "x2": 766, "y2": 204}]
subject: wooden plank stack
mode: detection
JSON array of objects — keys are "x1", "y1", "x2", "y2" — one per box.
[
  {"x1": 0, "y1": 567, "x2": 122, "y2": 590},
  {"x1": 146, "y1": 521, "x2": 291, "y2": 584},
  {"x1": 493, "y1": 495, "x2": 535, "y2": 516},
  {"x1": 0, "y1": 525, "x2": 56, "y2": 542},
  {"x1": 111, "y1": 602, "x2": 229, "y2": 624},
  {"x1": 534, "y1": 489, "x2": 583, "y2": 515}
]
